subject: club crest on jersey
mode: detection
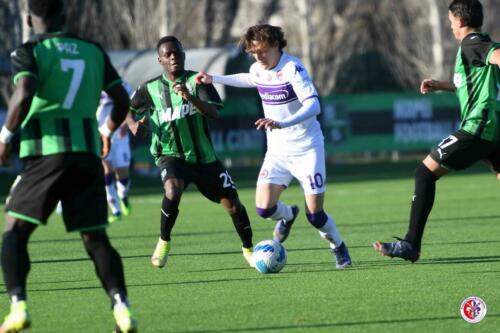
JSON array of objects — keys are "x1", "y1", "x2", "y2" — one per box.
[
  {"x1": 453, "y1": 73, "x2": 464, "y2": 88},
  {"x1": 259, "y1": 169, "x2": 269, "y2": 178},
  {"x1": 160, "y1": 104, "x2": 197, "y2": 122}
]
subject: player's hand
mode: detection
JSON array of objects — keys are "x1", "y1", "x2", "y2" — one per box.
[
  {"x1": 420, "y1": 79, "x2": 436, "y2": 94},
  {"x1": 174, "y1": 82, "x2": 191, "y2": 100},
  {"x1": 101, "y1": 135, "x2": 111, "y2": 159},
  {"x1": 0, "y1": 142, "x2": 11, "y2": 166},
  {"x1": 129, "y1": 117, "x2": 149, "y2": 137},
  {"x1": 255, "y1": 118, "x2": 281, "y2": 131},
  {"x1": 195, "y1": 72, "x2": 213, "y2": 84}
]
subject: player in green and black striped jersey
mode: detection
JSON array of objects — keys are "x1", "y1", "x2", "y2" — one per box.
[
  {"x1": 0, "y1": 1, "x2": 136, "y2": 332},
  {"x1": 374, "y1": 0, "x2": 500, "y2": 263},
  {"x1": 128, "y1": 36, "x2": 254, "y2": 269}
]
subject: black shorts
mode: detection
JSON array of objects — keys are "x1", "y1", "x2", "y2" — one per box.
[
  {"x1": 430, "y1": 130, "x2": 500, "y2": 171},
  {"x1": 5, "y1": 153, "x2": 108, "y2": 232},
  {"x1": 157, "y1": 156, "x2": 238, "y2": 203}
]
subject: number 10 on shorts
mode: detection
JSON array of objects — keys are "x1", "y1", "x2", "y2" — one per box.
[{"x1": 307, "y1": 173, "x2": 324, "y2": 190}]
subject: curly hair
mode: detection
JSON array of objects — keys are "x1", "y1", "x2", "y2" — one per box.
[{"x1": 239, "y1": 24, "x2": 287, "y2": 53}]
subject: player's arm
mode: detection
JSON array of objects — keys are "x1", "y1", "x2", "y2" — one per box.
[
  {"x1": 176, "y1": 81, "x2": 222, "y2": 119},
  {"x1": 196, "y1": 71, "x2": 256, "y2": 88},
  {"x1": 0, "y1": 43, "x2": 37, "y2": 165},
  {"x1": 127, "y1": 85, "x2": 151, "y2": 137},
  {"x1": 420, "y1": 79, "x2": 456, "y2": 94},
  {"x1": 0, "y1": 76, "x2": 37, "y2": 165},
  {"x1": 255, "y1": 97, "x2": 320, "y2": 131},
  {"x1": 488, "y1": 48, "x2": 500, "y2": 66},
  {"x1": 100, "y1": 50, "x2": 130, "y2": 138}
]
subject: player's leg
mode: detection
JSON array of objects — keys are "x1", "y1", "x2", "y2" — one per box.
[
  {"x1": 374, "y1": 131, "x2": 495, "y2": 262},
  {"x1": 113, "y1": 140, "x2": 132, "y2": 217},
  {"x1": 1, "y1": 155, "x2": 64, "y2": 332},
  {"x1": 63, "y1": 154, "x2": 136, "y2": 331},
  {"x1": 303, "y1": 192, "x2": 351, "y2": 268},
  {"x1": 103, "y1": 159, "x2": 122, "y2": 222},
  {"x1": 151, "y1": 157, "x2": 187, "y2": 268},
  {"x1": 115, "y1": 167, "x2": 131, "y2": 216},
  {"x1": 194, "y1": 160, "x2": 254, "y2": 267},
  {"x1": 0, "y1": 218, "x2": 37, "y2": 332},
  {"x1": 255, "y1": 155, "x2": 298, "y2": 242},
  {"x1": 373, "y1": 155, "x2": 445, "y2": 262},
  {"x1": 81, "y1": 230, "x2": 136, "y2": 332}
]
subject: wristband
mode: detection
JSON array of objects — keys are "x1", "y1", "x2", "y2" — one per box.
[
  {"x1": 0, "y1": 126, "x2": 14, "y2": 144},
  {"x1": 98, "y1": 122, "x2": 114, "y2": 138}
]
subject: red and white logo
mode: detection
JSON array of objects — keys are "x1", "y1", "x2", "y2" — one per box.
[
  {"x1": 460, "y1": 296, "x2": 487, "y2": 323},
  {"x1": 259, "y1": 169, "x2": 269, "y2": 178}
]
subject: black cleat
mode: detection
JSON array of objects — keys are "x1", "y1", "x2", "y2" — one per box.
[
  {"x1": 373, "y1": 237, "x2": 420, "y2": 262},
  {"x1": 273, "y1": 205, "x2": 299, "y2": 243}
]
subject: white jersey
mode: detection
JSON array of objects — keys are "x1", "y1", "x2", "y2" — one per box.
[
  {"x1": 249, "y1": 53, "x2": 324, "y2": 155},
  {"x1": 96, "y1": 82, "x2": 133, "y2": 143}
]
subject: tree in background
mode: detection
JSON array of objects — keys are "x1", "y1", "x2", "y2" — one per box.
[{"x1": 1, "y1": 0, "x2": 499, "y2": 98}]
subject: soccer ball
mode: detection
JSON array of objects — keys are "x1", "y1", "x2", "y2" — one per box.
[{"x1": 252, "y1": 240, "x2": 287, "y2": 273}]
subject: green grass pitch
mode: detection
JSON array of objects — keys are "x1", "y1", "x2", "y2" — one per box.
[{"x1": 0, "y1": 163, "x2": 499, "y2": 332}]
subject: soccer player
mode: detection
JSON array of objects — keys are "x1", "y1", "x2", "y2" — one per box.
[
  {"x1": 196, "y1": 24, "x2": 352, "y2": 269},
  {"x1": 97, "y1": 82, "x2": 134, "y2": 223},
  {"x1": 127, "y1": 36, "x2": 254, "y2": 269},
  {"x1": 0, "y1": 1, "x2": 137, "y2": 332},
  {"x1": 374, "y1": 0, "x2": 500, "y2": 262}
]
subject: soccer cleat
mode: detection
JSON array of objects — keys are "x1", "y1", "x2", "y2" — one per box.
[
  {"x1": 108, "y1": 212, "x2": 122, "y2": 223},
  {"x1": 373, "y1": 237, "x2": 420, "y2": 263},
  {"x1": 151, "y1": 238, "x2": 171, "y2": 268},
  {"x1": 113, "y1": 304, "x2": 137, "y2": 333},
  {"x1": 242, "y1": 247, "x2": 255, "y2": 267},
  {"x1": 119, "y1": 198, "x2": 132, "y2": 217},
  {"x1": 0, "y1": 301, "x2": 31, "y2": 333},
  {"x1": 332, "y1": 242, "x2": 352, "y2": 269},
  {"x1": 273, "y1": 205, "x2": 299, "y2": 243}
]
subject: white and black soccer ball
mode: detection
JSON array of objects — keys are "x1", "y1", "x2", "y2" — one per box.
[{"x1": 252, "y1": 240, "x2": 287, "y2": 273}]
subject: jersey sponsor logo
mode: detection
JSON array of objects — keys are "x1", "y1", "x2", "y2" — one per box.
[
  {"x1": 160, "y1": 104, "x2": 197, "y2": 122},
  {"x1": 460, "y1": 296, "x2": 487, "y2": 323},
  {"x1": 257, "y1": 83, "x2": 298, "y2": 105},
  {"x1": 55, "y1": 42, "x2": 80, "y2": 55}
]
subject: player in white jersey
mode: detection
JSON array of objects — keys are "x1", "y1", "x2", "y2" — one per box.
[
  {"x1": 196, "y1": 24, "x2": 351, "y2": 268},
  {"x1": 96, "y1": 82, "x2": 133, "y2": 222}
]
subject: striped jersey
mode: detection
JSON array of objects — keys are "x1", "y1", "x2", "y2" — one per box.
[
  {"x1": 130, "y1": 70, "x2": 223, "y2": 164},
  {"x1": 453, "y1": 32, "x2": 500, "y2": 141},
  {"x1": 10, "y1": 31, "x2": 122, "y2": 158}
]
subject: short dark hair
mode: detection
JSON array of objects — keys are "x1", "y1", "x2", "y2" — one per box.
[
  {"x1": 156, "y1": 36, "x2": 183, "y2": 52},
  {"x1": 449, "y1": 0, "x2": 483, "y2": 28},
  {"x1": 239, "y1": 24, "x2": 287, "y2": 53},
  {"x1": 28, "y1": 0, "x2": 64, "y2": 19}
]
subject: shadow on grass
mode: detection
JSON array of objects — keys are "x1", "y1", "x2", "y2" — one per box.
[
  {"x1": 0, "y1": 277, "x2": 279, "y2": 295},
  {"x1": 174, "y1": 314, "x2": 500, "y2": 333}
]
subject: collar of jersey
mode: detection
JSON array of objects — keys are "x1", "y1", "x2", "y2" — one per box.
[{"x1": 161, "y1": 71, "x2": 189, "y2": 85}]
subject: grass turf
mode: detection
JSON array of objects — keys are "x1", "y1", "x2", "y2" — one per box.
[{"x1": 0, "y1": 163, "x2": 499, "y2": 332}]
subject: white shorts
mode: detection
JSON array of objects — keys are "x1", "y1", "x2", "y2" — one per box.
[
  {"x1": 257, "y1": 146, "x2": 326, "y2": 195},
  {"x1": 104, "y1": 138, "x2": 131, "y2": 169}
]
